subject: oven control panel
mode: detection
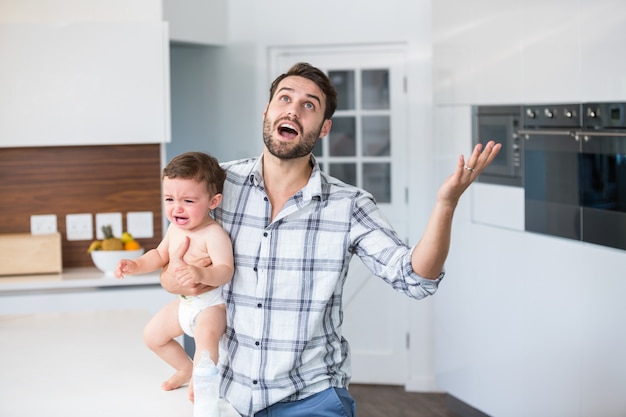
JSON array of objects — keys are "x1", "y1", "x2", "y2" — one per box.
[{"x1": 522, "y1": 104, "x2": 581, "y2": 128}]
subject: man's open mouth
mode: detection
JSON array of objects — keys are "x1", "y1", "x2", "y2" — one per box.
[{"x1": 278, "y1": 123, "x2": 299, "y2": 139}]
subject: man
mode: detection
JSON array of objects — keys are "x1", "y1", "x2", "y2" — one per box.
[{"x1": 161, "y1": 62, "x2": 501, "y2": 417}]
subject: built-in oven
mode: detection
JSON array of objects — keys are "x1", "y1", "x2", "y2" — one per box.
[
  {"x1": 520, "y1": 104, "x2": 582, "y2": 240},
  {"x1": 579, "y1": 102, "x2": 626, "y2": 250},
  {"x1": 472, "y1": 105, "x2": 523, "y2": 187}
]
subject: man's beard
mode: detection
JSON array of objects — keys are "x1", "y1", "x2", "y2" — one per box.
[{"x1": 263, "y1": 117, "x2": 323, "y2": 160}]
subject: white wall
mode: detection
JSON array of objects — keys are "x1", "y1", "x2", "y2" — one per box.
[{"x1": 433, "y1": 1, "x2": 626, "y2": 416}]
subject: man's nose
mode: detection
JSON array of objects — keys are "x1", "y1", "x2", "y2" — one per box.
[{"x1": 286, "y1": 106, "x2": 299, "y2": 119}]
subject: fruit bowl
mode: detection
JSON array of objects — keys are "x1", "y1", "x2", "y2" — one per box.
[{"x1": 90, "y1": 249, "x2": 144, "y2": 276}]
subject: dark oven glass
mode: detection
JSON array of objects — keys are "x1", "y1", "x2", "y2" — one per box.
[
  {"x1": 524, "y1": 132, "x2": 581, "y2": 240},
  {"x1": 473, "y1": 107, "x2": 522, "y2": 186},
  {"x1": 478, "y1": 115, "x2": 513, "y2": 174},
  {"x1": 580, "y1": 133, "x2": 626, "y2": 250}
]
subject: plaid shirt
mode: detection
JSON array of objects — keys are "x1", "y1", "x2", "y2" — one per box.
[{"x1": 214, "y1": 155, "x2": 443, "y2": 416}]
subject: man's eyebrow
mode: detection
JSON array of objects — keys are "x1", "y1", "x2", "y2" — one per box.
[{"x1": 277, "y1": 87, "x2": 322, "y2": 107}]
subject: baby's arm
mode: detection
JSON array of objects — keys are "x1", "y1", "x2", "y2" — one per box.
[
  {"x1": 174, "y1": 226, "x2": 234, "y2": 287},
  {"x1": 115, "y1": 234, "x2": 171, "y2": 279}
]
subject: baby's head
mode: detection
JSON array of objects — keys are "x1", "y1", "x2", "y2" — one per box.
[{"x1": 163, "y1": 152, "x2": 226, "y2": 197}]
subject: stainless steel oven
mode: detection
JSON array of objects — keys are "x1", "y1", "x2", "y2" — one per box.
[
  {"x1": 520, "y1": 103, "x2": 582, "y2": 240},
  {"x1": 472, "y1": 105, "x2": 523, "y2": 187},
  {"x1": 579, "y1": 102, "x2": 626, "y2": 250}
]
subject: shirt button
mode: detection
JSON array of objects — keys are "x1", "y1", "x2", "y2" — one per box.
[
  {"x1": 255, "y1": 341, "x2": 260, "y2": 346},
  {"x1": 264, "y1": 197, "x2": 268, "y2": 202},
  {"x1": 252, "y1": 380, "x2": 258, "y2": 385},
  {"x1": 253, "y1": 266, "x2": 258, "y2": 272},
  {"x1": 263, "y1": 232, "x2": 268, "y2": 237},
  {"x1": 257, "y1": 303, "x2": 262, "y2": 308}
]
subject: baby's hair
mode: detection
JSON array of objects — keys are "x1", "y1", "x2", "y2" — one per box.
[{"x1": 163, "y1": 152, "x2": 226, "y2": 196}]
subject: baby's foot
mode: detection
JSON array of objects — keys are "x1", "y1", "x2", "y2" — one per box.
[{"x1": 161, "y1": 370, "x2": 191, "y2": 391}]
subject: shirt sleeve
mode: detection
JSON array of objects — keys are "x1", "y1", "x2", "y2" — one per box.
[{"x1": 350, "y1": 192, "x2": 444, "y2": 300}]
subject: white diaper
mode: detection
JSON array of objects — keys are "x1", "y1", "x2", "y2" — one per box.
[{"x1": 178, "y1": 287, "x2": 225, "y2": 337}]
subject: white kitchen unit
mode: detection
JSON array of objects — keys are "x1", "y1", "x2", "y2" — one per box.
[
  {"x1": 163, "y1": 0, "x2": 227, "y2": 45},
  {"x1": 578, "y1": 0, "x2": 626, "y2": 101},
  {"x1": 0, "y1": 22, "x2": 170, "y2": 147},
  {"x1": 0, "y1": 309, "x2": 240, "y2": 417},
  {"x1": 434, "y1": 0, "x2": 626, "y2": 106},
  {"x1": 0, "y1": 268, "x2": 173, "y2": 316},
  {"x1": 433, "y1": 0, "x2": 524, "y2": 105}
]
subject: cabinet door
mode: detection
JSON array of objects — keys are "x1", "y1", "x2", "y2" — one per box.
[
  {"x1": 520, "y1": 0, "x2": 581, "y2": 102},
  {"x1": 579, "y1": 0, "x2": 626, "y2": 101},
  {"x1": 433, "y1": 0, "x2": 524, "y2": 105},
  {"x1": 0, "y1": 22, "x2": 170, "y2": 147}
]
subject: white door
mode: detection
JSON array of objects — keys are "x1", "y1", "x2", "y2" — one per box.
[{"x1": 270, "y1": 46, "x2": 410, "y2": 384}]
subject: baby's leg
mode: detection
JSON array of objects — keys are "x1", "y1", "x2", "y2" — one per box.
[
  {"x1": 143, "y1": 298, "x2": 192, "y2": 391},
  {"x1": 188, "y1": 303, "x2": 227, "y2": 402},
  {"x1": 193, "y1": 303, "x2": 227, "y2": 364}
]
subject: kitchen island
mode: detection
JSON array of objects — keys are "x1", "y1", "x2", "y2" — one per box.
[{"x1": 0, "y1": 309, "x2": 240, "y2": 417}]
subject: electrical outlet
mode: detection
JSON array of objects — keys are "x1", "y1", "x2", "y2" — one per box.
[
  {"x1": 95, "y1": 212, "x2": 123, "y2": 239},
  {"x1": 126, "y1": 211, "x2": 154, "y2": 238},
  {"x1": 30, "y1": 214, "x2": 57, "y2": 235},
  {"x1": 66, "y1": 213, "x2": 93, "y2": 241}
]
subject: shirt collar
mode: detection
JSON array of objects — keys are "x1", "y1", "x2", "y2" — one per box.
[{"x1": 248, "y1": 154, "x2": 324, "y2": 201}]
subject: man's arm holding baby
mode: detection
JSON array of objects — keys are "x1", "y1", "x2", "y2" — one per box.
[
  {"x1": 160, "y1": 236, "x2": 215, "y2": 296},
  {"x1": 174, "y1": 228, "x2": 234, "y2": 288}
]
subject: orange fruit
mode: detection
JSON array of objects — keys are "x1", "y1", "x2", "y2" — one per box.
[{"x1": 124, "y1": 240, "x2": 141, "y2": 251}]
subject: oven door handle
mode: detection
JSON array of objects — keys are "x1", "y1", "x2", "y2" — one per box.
[
  {"x1": 576, "y1": 130, "x2": 626, "y2": 138},
  {"x1": 518, "y1": 129, "x2": 577, "y2": 137}
]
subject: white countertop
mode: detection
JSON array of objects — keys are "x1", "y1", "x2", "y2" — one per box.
[
  {"x1": 0, "y1": 267, "x2": 161, "y2": 293},
  {"x1": 0, "y1": 309, "x2": 240, "y2": 417}
]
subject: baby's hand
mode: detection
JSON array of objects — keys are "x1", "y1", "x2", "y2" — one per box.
[{"x1": 114, "y1": 259, "x2": 136, "y2": 279}]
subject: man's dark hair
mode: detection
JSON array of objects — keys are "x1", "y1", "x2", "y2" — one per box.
[{"x1": 269, "y1": 62, "x2": 338, "y2": 121}]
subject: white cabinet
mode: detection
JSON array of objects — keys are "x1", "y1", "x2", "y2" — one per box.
[
  {"x1": 434, "y1": 0, "x2": 626, "y2": 104},
  {"x1": 0, "y1": 22, "x2": 170, "y2": 147},
  {"x1": 433, "y1": 0, "x2": 523, "y2": 105},
  {"x1": 163, "y1": 0, "x2": 227, "y2": 45},
  {"x1": 432, "y1": 0, "x2": 475, "y2": 104},
  {"x1": 579, "y1": 0, "x2": 626, "y2": 101},
  {"x1": 520, "y1": 0, "x2": 581, "y2": 102}
]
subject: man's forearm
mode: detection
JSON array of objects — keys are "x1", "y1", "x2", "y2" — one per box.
[
  {"x1": 411, "y1": 200, "x2": 454, "y2": 279},
  {"x1": 160, "y1": 264, "x2": 210, "y2": 296}
]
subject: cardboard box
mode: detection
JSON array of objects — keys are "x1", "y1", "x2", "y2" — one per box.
[{"x1": 0, "y1": 232, "x2": 62, "y2": 276}]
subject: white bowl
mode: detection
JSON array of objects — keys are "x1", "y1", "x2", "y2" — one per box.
[{"x1": 90, "y1": 249, "x2": 144, "y2": 276}]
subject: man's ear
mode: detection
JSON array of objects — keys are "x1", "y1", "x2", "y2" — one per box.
[{"x1": 320, "y1": 119, "x2": 332, "y2": 138}]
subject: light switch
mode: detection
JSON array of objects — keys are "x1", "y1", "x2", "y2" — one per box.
[{"x1": 126, "y1": 211, "x2": 154, "y2": 238}]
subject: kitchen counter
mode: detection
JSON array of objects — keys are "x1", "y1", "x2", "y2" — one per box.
[
  {"x1": 0, "y1": 309, "x2": 241, "y2": 417},
  {"x1": 0, "y1": 268, "x2": 176, "y2": 317},
  {"x1": 0, "y1": 267, "x2": 161, "y2": 293}
]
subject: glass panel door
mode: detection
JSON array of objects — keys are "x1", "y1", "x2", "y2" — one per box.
[{"x1": 318, "y1": 69, "x2": 393, "y2": 202}]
